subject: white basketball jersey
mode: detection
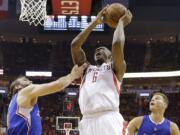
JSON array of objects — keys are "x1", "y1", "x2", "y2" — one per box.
[{"x1": 79, "y1": 63, "x2": 122, "y2": 115}]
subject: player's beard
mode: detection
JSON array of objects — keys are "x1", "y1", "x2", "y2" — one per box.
[
  {"x1": 17, "y1": 82, "x2": 31, "y2": 93},
  {"x1": 22, "y1": 83, "x2": 31, "y2": 89},
  {"x1": 95, "y1": 59, "x2": 104, "y2": 66}
]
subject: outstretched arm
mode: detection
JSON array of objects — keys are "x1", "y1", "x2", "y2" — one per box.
[
  {"x1": 112, "y1": 10, "x2": 132, "y2": 81},
  {"x1": 17, "y1": 63, "x2": 88, "y2": 108},
  {"x1": 71, "y1": 6, "x2": 108, "y2": 66}
]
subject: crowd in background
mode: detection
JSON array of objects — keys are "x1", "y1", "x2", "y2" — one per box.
[{"x1": 0, "y1": 41, "x2": 180, "y2": 134}]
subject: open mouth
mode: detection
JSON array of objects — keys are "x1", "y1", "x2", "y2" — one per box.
[
  {"x1": 150, "y1": 102, "x2": 155, "y2": 106},
  {"x1": 95, "y1": 52, "x2": 102, "y2": 58},
  {"x1": 96, "y1": 51, "x2": 101, "y2": 55}
]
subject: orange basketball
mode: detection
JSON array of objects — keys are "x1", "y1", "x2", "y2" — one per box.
[{"x1": 105, "y1": 3, "x2": 126, "y2": 28}]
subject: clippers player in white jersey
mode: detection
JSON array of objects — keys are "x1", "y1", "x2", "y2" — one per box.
[{"x1": 71, "y1": 6, "x2": 132, "y2": 135}]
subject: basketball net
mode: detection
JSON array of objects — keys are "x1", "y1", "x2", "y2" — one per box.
[
  {"x1": 64, "y1": 123, "x2": 72, "y2": 135},
  {"x1": 19, "y1": 0, "x2": 47, "y2": 26},
  {"x1": 65, "y1": 129, "x2": 70, "y2": 135}
]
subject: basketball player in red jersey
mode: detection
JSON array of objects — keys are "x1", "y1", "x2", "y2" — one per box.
[{"x1": 71, "y1": 6, "x2": 132, "y2": 135}]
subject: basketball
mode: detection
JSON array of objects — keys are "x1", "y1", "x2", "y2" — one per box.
[{"x1": 105, "y1": 3, "x2": 126, "y2": 28}]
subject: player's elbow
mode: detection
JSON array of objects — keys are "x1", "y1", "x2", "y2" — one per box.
[
  {"x1": 71, "y1": 40, "x2": 76, "y2": 49},
  {"x1": 71, "y1": 37, "x2": 80, "y2": 49},
  {"x1": 71, "y1": 41, "x2": 80, "y2": 55}
]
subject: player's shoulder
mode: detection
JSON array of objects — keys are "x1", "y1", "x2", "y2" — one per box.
[
  {"x1": 129, "y1": 116, "x2": 144, "y2": 127},
  {"x1": 18, "y1": 84, "x2": 37, "y2": 96},
  {"x1": 169, "y1": 120, "x2": 178, "y2": 126},
  {"x1": 17, "y1": 84, "x2": 38, "y2": 103},
  {"x1": 170, "y1": 121, "x2": 180, "y2": 134},
  {"x1": 133, "y1": 116, "x2": 144, "y2": 123}
]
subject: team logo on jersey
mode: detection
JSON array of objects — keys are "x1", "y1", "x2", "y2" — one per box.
[{"x1": 88, "y1": 65, "x2": 111, "y2": 73}]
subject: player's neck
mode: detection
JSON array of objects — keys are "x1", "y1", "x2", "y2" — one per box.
[
  {"x1": 95, "y1": 61, "x2": 104, "y2": 67},
  {"x1": 96, "y1": 64, "x2": 102, "y2": 67},
  {"x1": 150, "y1": 112, "x2": 164, "y2": 124},
  {"x1": 96, "y1": 62, "x2": 105, "y2": 67}
]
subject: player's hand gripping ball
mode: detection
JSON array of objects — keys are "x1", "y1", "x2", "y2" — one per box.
[{"x1": 105, "y1": 3, "x2": 126, "y2": 28}]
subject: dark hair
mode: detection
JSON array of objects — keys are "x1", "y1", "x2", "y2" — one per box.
[
  {"x1": 153, "y1": 92, "x2": 169, "y2": 107},
  {"x1": 94, "y1": 46, "x2": 112, "y2": 59},
  {"x1": 10, "y1": 76, "x2": 26, "y2": 95}
]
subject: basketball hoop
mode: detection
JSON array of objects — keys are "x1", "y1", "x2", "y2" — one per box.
[
  {"x1": 19, "y1": 0, "x2": 47, "y2": 26},
  {"x1": 56, "y1": 116, "x2": 80, "y2": 135},
  {"x1": 64, "y1": 123, "x2": 72, "y2": 135}
]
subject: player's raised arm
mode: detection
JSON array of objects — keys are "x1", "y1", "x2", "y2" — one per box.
[
  {"x1": 17, "y1": 63, "x2": 88, "y2": 108},
  {"x1": 112, "y1": 10, "x2": 132, "y2": 81},
  {"x1": 71, "y1": 6, "x2": 108, "y2": 66}
]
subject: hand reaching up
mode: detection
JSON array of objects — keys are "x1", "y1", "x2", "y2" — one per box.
[
  {"x1": 70, "y1": 63, "x2": 88, "y2": 80},
  {"x1": 120, "y1": 9, "x2": 133, "y2": 27},
  {"x1": 95, "y1": 5, "x2": 109, "y2": 25}
]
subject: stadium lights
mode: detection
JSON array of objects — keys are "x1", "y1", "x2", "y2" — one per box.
[
  {"x1": 67, "y1": 92, "x2": 77, "y2": 96},
  {"x1": 25, "y1": 70, "x2": 180, "y2": 78},
  {"x1": 139, "y1": 93, "x2": 150, "y2": 97},
  {"x1": 0, "y1": 69, "x2": 3, "y2": 75},
  {"x1": 0, "y1": 90, "x2": 6, "y2": 93},
  {"x1": 25, "y1": 71, "x2": 52, "y2": 77},
  {"x1": 124, "y1": 70, "x2": 180, "y2": 78}
]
